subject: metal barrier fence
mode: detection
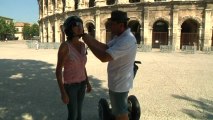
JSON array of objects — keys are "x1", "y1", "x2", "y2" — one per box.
[
  {"x1": 137, "y1": 44, "x2": 152, "y2": 52},
  {"x1": 181, "y1": 45, "x2": 197, "y2": 54},
  {"x1": 160, "y1": 45, "x2": 173, "y2": 53},
  {"x1": 203, "y1": 46, "x2": 213, "y2": 54},
  {"x1": 26, "y1": 40, "x2": 61, "y2": 49}
]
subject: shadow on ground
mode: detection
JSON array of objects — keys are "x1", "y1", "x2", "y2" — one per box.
[
  {"x1": 171, "y1": 94, "x2": 213, "y2": 119},
  {"x1": 0, "y1": 59, "x2": 108, "y2": 120}
]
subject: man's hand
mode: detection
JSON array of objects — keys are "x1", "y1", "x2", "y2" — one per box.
[{"x1": 82, "y1": 33, "x2": 93, "y2": 42}]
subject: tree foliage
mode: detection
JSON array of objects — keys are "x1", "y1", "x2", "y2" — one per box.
[
  {"x1": 0, "y1": 18, "x2": 16, "y2": 40},
  {"x1": 22, "y1": 23, "x2": 39, "y2": 40},
  {"x1": 22, "y1": 25, "x2": 31, "y2": 40}
]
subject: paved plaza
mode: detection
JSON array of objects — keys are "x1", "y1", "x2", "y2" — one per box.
[{"x1": 0, "y1": 41, "x2": 213, "y2": 120}]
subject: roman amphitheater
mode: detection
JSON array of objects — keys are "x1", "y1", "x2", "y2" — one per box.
[{"x1": 37, "y1": 0, "x2": 213, "y2": 51}]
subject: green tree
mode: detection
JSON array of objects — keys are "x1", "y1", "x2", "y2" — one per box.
[
  {"x1": 22, "y1": 25, "x2": 31, "y2": 40},
  {"x1": 0, "y1": 18, "x2": 16, "y2": 40},
  {"x1": 22, "y1": 23, "x2": 39, "y2": 40},
  {"x1": 0, "y1": 19, "x2": 6, "y2": 39},
  {"x1": 30, "y1": 23, "x2": 39, "y2": 37}
]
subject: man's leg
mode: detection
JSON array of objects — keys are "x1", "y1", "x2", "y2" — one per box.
[{"x1": 109, "y1": 90, "x2": 129, "y2": 120}]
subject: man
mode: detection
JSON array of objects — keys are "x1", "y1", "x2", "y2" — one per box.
[{"x1": 82, "y1": 10, "x2": 137, "y2": 120}]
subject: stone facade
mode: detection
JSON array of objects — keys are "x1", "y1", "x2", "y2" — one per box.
[{"x1": 37, "y1": 0, "x2": 213, "y2": 51}]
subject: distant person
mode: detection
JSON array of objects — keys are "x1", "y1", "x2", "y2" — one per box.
[
  {"x1": 55, "y1": 16, "x2": 92, "y2": 120},
  {"x1": 35, "y1": 40, "x2": 39, "y2": 50},
  {"x1": 82, "y1": 10, "x2": 137, "y2": 120}
]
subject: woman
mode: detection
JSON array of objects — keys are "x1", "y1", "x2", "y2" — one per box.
[{"x1": 55, "y1": 16, "x2": 92, "y2": 120}]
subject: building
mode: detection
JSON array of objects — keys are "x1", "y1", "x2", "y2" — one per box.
[
  {"x1": 37, "y1": 0, "x2": 213, "y2": 51},
  {"x1": 15, "y1": 22, "x2": 31, "y2": 40},
  {"x1": 0, "y1": 16, "x2": 13, "y2": 24}
]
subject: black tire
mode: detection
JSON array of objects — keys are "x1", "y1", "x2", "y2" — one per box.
[
  {"x1": 98, "y1": 98, "x2": 111, "y2": 120},
  {"x1": 128, "y1": 95, "x2": 141, "y2": 120}
]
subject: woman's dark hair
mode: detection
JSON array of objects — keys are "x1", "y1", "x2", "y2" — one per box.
[{"x1": 63, "y1": 16, "x2": 83, "y2": 40}]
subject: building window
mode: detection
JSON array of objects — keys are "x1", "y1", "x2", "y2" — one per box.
[
  {"x1": 107, "y1": 0, "x2": 115, "y2": 5},
  {"x1": 129, "y1": 0, "x2": 140, "y2": 3},
  {"x1": 89, "y1": 0, "x2": 95, "y2": 7}
]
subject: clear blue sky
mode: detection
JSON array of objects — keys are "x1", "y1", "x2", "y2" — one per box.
[{"x1": 0, "y1": 0, "x2": 39, "y2": 24}]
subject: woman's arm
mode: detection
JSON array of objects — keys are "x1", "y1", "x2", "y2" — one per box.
[
  {"x1": 85, "y1": 68, "x2": 92, "y2": 93},
  {"x1": 55, "y1": 43, "x2": 69, "y2": 104}
]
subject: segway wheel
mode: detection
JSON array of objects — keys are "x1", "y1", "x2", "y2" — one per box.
[
  {"x1": 128, "y1": 95, "x2": 141, "y2": 120},
  {"x1": 98, "y1": 98, "x2": 110, "y2": 120}
]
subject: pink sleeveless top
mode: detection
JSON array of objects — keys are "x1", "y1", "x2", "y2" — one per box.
[{"x1": 63, "y1": 41, "x2": 87, "y2": 84}]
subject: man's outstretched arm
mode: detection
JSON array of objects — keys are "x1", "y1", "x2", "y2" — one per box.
[{"x1": 82, "y1": 33, "x2": 113, "y2": 62}]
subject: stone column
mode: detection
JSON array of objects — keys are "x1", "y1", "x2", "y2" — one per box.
[
  {"x1": 48, "y1": 0, "x2": 53, "y2": 15},
  {"x1": 140, "y1": 27, "x2": 143, "y2": 44},
  {"x1": 95, "y1": 0, "x2": 106, "y2": 7},
  {"x1": 211, "y1": 27, "x2": 213, "y2": 46},
  {"x1": 115, "y1": 0, "x2": 129, "y2": 4},
  {"x1": 79, "y1": 0, "x2": 89, "y2": 9},
  {"x1": 168, "y1": 27, "x2": 171, "y2": 45},
  {"x1": 43, "y1": 22, "x2": 48, "y2": 42},
  {"x1": 43, "y1": 1, "x2": 47, "y2": 17},
  {"x1": 95, "y1": 10, "x2": 101, "y2": 42},
  {"x1": 70, "y1": 0, "x2": 75, "y2": 11},
  {"x1": 176, "y1": 28, "x2": 181, "y2": 50},
  {"x1": 39, "y1": 3, "x2": 43, "y2": 20},
  {"x1": 199, "y1": 26, "x2": 203, "y2": 50},
  {"x1": 39, "y1": 22, "x2": 43, "y2": 42},
  {"x1": 78, "y1": 0, "x2": 84, "y2": 9},
  {"x1": 54, "y1": 17, "x2": 60, "y2": 43},
  {"x1": 204, "y1": 9, "x2": 212, "y2": 47},
  {"x1": 56, "y1": 0, "x2": 62, "y2": 13},
  {"x1": 143, "y1": 7, "x2": 151, "y2": 46},
  {"x1": 48, "y1": 19, "x2": 52, "y2": 42},
  {"x1": 148, "y1": 28, "x2": 153, "y2": 46},
  {"x1": 101, "y1": 28, "x2": 106, "y2": 43},
  {"x1": 172, "y1": 7, "x2": 179, "y2": 50},
  {"x1": 65, "y1": 0, "x2": 72, "y2": 11}
]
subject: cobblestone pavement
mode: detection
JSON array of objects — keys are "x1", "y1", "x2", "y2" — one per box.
[{"x1": 0, "y1": 41, "x2": 213, "y2": 120}]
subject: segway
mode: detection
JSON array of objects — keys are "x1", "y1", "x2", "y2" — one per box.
[{"x1": 98, "y1": 61, "x2": 141, "y2": 120}]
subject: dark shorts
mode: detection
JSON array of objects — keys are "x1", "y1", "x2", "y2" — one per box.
[{"x1": 109, "y1": 90, "x2": 129, "y2": 116}]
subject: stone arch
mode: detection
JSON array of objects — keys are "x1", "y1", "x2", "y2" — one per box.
[
  {"x1": 179, "y1": 16, "x2": 201, "y2": 27},
  {"x1": 180, "y1": 18, "x2": 200, "y2": 49},
  {"x1": 128, "y1": 20, "x2": 141, "y2": 44},
  {"x1": 85, "y1": 20, "x2": 95, "y2": 38},
  {"x1": 107, "y1": 0, "x2": 115, "y2": 5},
  {"x1": 89, "y1": 0, "x2": 95, "y2": 7},
  {"x1": 149, "y1": 17, "x2": 170, "y2": 28},
  {"x1": 129, "y1": 17, "x2": 142, "y2": 25},
  {"x1": 84, "y1": 20, "x2": 95, "y2": 27},
  {"x1": 152, "y1": 20, "x2": 169, "y2": 48}
]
